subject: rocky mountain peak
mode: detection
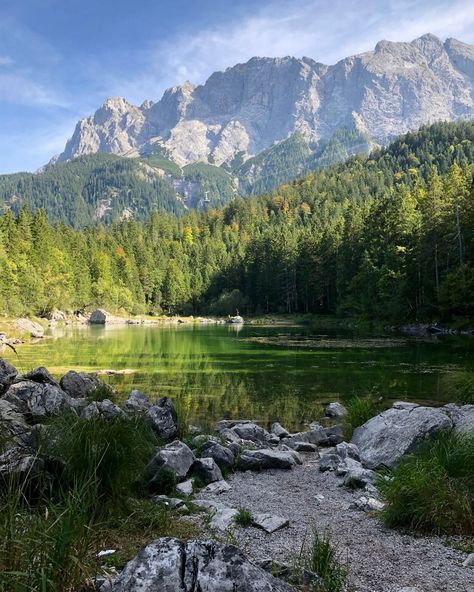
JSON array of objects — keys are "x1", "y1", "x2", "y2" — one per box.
[{"x1": 55, "y1": 35, "x2": 474, "y2": 166}]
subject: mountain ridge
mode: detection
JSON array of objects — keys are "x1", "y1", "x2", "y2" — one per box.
[{"x1": 55, "y1": 34, "x2": 474, "y2": 168}]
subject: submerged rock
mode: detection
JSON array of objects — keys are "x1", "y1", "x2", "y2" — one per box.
[
  {"x1": 112, "y1": 538, "x2": 295, "y2": 591},
  {"x1": 351, "y1": 404, "x2": 453, "y2": 469}
]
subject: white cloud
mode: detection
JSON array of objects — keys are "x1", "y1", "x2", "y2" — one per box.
[
  {"x1": 111, "y1": 0, "x2": 474, "y2": 104},
  {"x1": 0, "y1": 71, "x2": 69, "y2": 108},
  {"x1": 0, "y1": 56, "x2": 14, "y2": 66}
]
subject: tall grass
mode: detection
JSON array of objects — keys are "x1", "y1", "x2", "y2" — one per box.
[
  {"x1": 378, "y1": 430, "x2": 474, "y2": 534},
  {"x1": 42, "y1": 412, "x2": 159, "y2": 514},
  {"x1": 441, "y1": 372, "x2": 474, "y2": 405},
  {"x1": 344, "y1": 395, "x2": 381, "y2": 438}
]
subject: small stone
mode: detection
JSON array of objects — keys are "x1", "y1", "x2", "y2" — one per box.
[
  {"x1": 271, "y1": 422, "x2": 289, "y2": 438},
  {"x1": 252, "y1": 513, "x2": 289, "y2": 533},
  {"x1": 193, "y1": 457, "x2": 223, "y2": 484},
  {"x1": 200, "y1": 480, "x2": 231, "y2": 494},
  {"x1": 151, "y1": 495, "x2": 185, "y2": 509},
  {"x1": 325, "y1": 402, "x2": 348, "y2": 418}
]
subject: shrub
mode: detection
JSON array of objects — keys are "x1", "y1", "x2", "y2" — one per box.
[
  {"x1": 234, "y1": 507, "x2": 253, "y2": 527},
  {"x1": 378, "y1": 430, "x2": 474, "y2": 534},
  {"x1": 299, "y1": 528, "x2": 348, "y2": 592}
]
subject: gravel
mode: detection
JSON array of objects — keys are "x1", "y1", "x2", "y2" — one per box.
[{"x1": 197, "y1": 453, "x2": 473, "y2": 592}]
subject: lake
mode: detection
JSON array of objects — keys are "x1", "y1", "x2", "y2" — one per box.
[{"x1": 3, "y1": 323, "x2": 473, "y2": 430}]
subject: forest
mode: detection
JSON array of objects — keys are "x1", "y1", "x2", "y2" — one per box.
[{"x1": 0, "y1": 121, "x2": 473, "y2": 321}]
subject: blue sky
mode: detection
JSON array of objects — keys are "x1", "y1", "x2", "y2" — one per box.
[{"x1": 1, "y1": 0, "x2": 474, "y2": 173}]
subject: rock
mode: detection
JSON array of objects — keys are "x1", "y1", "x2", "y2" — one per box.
[
  {"x1": 13, "y1": 318, "x2": 44, "y2": 338},
  {"x1": 227, "y1": 315, "x2": 244, "y2": 324},
  {"x1": 0, "y1": 399, "x2": 28, "y2": 442},
  {"x1": 319, "y1": 453, "x2": 339, "y2": 472},
  {"x1": 462, "y1": 553, "x2": 474, "y2": 567},
  {"x1": 325, "y1": 402, "x2": 348, "y2": 419},
  {"x1": 285, "y1": 441, "x2": 318, "y2": 453},
  {"x1": 392, "y1": 401, "x2": 419, "y2": 410},
  {"x1": 81, "y1": 399, "x2": 124, "y2": 420},
  {"x1": 265, "y1": 434, "x2": 280, "y2": 446},
  {"x1": 215, "y1": 419, "x2": 253, "y2": 431},
  {"x1": 238, "y1": 449, "x2": 298, "y2": 471},
  {"x1": 0, "y1": 357, "x2": 18, "y2": 393},
  {"x1": 220, "y1": 428, "x2": 243, "y2": 445},
  {"x1": 351, "y1": 405, "x2": 454, "y2": 469},
  {"x1": 307, "y1": 422, "x2": 330, "y2": 445},
  {"x1": 190, "y1": 434, "x2": 219, "y2": 448},
  {"x1": 175, "y1": 478, "x2": 194, "y2": 496},
  {"x1": 200, "y1": 479, "x2": 231, "y2": 494},
  {"x1": 252, "y1": 513, "x2": 289, "y2": 533},
  {"x1": 200, "y1": 440, "x2": 235, "y2": 471},
  {"x1": 343, "y1": 467, "x2": 377, "y2": 488},
  {"x1": 151, "y1": 495, "x2": 186, "y2": 509},
  {"x1": 444, "y1": 404, "x2": 474, "y2": 434},
  {"x1": 0, "y1": 447, "x2": 45, "y2": 491},
  {"x1": 335, "y1": 442, "x2": 360, "y2": 461},
  {"x1": 146, "y1": 441, "x2": 195, "y2": 483},
  {"x1": 89, "y1": 309, "x2": 108, "y2": 324},
  {"x1": 60, "y1": 371, "x2": 109, "y2": 399},
  {"x1": 276, "y1": 445, "x2": 303, "y2": 465},
  {"x1": 351, "y1": 496, "x2": 385, "y2": 512},
  {"x1": 124, "y1": 389, "x2": 150, "y2": 412},
  {"x1": 334, "y1": 457, "x2": 363, "y2": 477},
  {"x1": 325, "y1": 425, "x2": 344, "y2": 445},
  {"x1": 44, "y1": 309, "x2": 66, "y2": 322},
  {"x1": 4, "y1": 380, "x2": 74, "y2": 420},
  {"x1": 193, "y1": 457, "x2": 223, "y2": 484},
  {"x1": 271, "y1": 422, "x2": 289, "y2": 438},
  {"x1": 146, "y1": 397, "x2": 178, "y2": 439},
  {"x1": 231, "y1": 422, "x2": 268, "y2": 443},
  {"x1": 112, "y1": 537, "x2": 296, "y2": 591},
  {"x1": 23, "y1": 367, "x2": 59, "y2": 387}
]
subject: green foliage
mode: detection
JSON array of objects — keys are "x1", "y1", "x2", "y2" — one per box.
[
  {"x1": 42, "y1": 413, "x2": 159, "y2": 513},
  {"x1": 234, "y1": 507, "x2": 253, "y2": 527},
  {"x1": 441, "y1": 372, "x2": 474, "y2": 405},
  {"x1": 0, "y1": 121, "x2": 473, "y2": 320},
  {"x1": 148, "y1": 467, "x2": 177, "y2": 495},
  {"x1": 378, "y1": 431, "x2": 474, "y2": 534},
  {"x1": 299, "y1": 528, "x2": 349, "y2": 592}
]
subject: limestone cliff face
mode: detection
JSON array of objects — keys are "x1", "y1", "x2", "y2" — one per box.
[{"x1": 56, "y1": 35, "x2": 474, "y2": 166}]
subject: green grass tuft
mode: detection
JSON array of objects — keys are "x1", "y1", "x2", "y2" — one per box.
[
  {"x1": 234, "y1": 507, "x2": 253, "y2": 527},
  {"x1": 378, "y1": 430, "x2": 474, "y2": 535},
  {"x1": 441, "y1": 372, "x2": 474, "y2": 405},
  {"x1": 299, "y1": 528, "x2": 349, "y2": 592}
]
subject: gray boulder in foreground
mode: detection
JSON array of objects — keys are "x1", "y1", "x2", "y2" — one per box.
[
  {"x1": 351, "y1": 404, "x2": 454, "y2": 469},
  {"x1": 4, "y1": 380, "x2": 74, "y2": 420},
  {"x1": 443, "y1": 404, "x2": 474, "y2": 434},
  {"x1": 146, "y1": 441, "x2": 195, "y2": 481},
  {"x1": 112, "y1": 537, "x2": 296, "y2": 592},
  {"x1": 60, "y1": 370, "x2": 108, "y2": 399}
]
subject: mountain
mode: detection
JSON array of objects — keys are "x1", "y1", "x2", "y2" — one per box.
[{"x1": 56, "y1": 34, "x2": 474, "y2": 169}]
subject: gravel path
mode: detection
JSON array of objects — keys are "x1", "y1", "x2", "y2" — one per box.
[{"x1": 197, "y1": 453, "x2": 473, "y2": 592}]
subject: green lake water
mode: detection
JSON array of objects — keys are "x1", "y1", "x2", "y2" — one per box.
[{"x1": 3, "y1": 323, "x2": 474, "y2": 430}]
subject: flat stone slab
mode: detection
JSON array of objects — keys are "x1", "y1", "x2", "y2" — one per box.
[
  {"x1": 252, "y1": 513, "x2": 289, "y2": 533},
  {"x1": 200, "y1": 480, "x2": 231, "y2": 494}
]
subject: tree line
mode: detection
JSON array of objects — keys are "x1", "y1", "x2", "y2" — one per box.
[{"x1": 0, "y1": 121, "x2": 473, "y2": 321}]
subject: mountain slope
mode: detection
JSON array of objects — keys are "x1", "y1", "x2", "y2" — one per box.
[{"x1": 56, "y1": 35, "x2": 474, "y2": 169}]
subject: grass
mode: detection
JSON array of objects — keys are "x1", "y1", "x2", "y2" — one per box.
[
  {"x1": 343, "y1": 395, "x2": 381, "y2": 438},
  {"x1": 0, "y1": 413, "x2": 200, "y2": 591},
  {"x1": 441, "y1": 372, "x2": 474, "y2": 405},
  {"x1": 298, "y1": 528, "x2": 349, "y2": 592},
  {"x1": 234, "y1": 507, "x2": 253, "y2": 527},
  {"x1": 378, "y1": 430, "x2": 474, "y2": 535}
]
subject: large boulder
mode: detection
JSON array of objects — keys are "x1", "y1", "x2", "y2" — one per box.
[
  {"x1": 238, "y1": 449, "x2": 298, "y2": 471},
  {"x1": 0, "y1": 357, "x2": 17, "y2": 394},
  {"x1": 112, "y1": 537, "x2": 296, "y2": 592},
  {"x1": 146, "y1": 397, "x2": 178, "y2": 439},
  {"x1": 60, "y1": 371, "x2": 109, "y2": 399},
  {"x1": 0, "y1": 399, "x2": 29, "y2": 443},
  {"x1": 200, "y1": 441, "x2": 235, "y2": 471},
  {"x1": 351, "y1": 404, "x2": 454, "y2": 469},
  {"x1": 4, "y1": 381, "x2": 75, "y2": 420},
  {"x1": 89, "y1": 309, "x2": 107, "y2": 324},
  {"x1": 13, "y1": 318, "x2": 44, "y2": 338},
  {"x1": 146, "y1": 441, "x2": 195, "y2": 482},
  {"x1": 0, "y1": 446, "x2": 46, "y2": 492}
]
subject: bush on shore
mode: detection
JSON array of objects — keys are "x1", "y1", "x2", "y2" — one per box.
[{"x1": 378, "y1": 430, "x2": 474, "y2": 535}]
